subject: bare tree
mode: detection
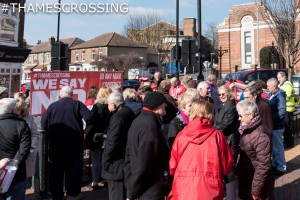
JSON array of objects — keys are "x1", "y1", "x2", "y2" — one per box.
[
  {"x1": 204, "y1": 22, "x2": 218, "y2": 53},
  {"x1": 122, "y1": 12, "x2": 174, "y2": 64},
  {"x1": 258, "y1": 0, "x2": 300, "y2": 80}
]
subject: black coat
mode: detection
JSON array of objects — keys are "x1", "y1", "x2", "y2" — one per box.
[
  {"x1": 167, "y1": 114, "x2": 186, "y2": 148},
  {"x1": 41, "y1": 97, "x2": 93, "y2": 149},
  {"x1": 124, "y1": 110, "x2": 170, "y2": 199},
  {"x1": 0, "y1": 113, "x2": 31, "y2": 184},
  {"x1": 214, "y1": 99, "x2": 240, "y2": 162},
  {"x1": 101, "y1": 105, "x2": 135, "y2": 181},
  {"x1": 85, "y1": 102, "x2": 111, "y2": 149},
  {"x1": 125, "y1": 98, "x2": 142, "y2": 117}
]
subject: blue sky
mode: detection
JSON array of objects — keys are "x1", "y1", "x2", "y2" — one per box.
[{"x1": 24, "y1": 0, "x2": 254, "y2": 45}]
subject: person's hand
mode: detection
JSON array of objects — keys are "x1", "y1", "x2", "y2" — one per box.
[{"x1": 0, "y1": 158, "x2": 10, "y2": 170}]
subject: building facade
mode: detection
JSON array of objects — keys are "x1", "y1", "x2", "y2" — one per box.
[
  {"x1": 0, "y1": 0, "x2": 31, "y2": 96},
  {"x1": 22, "y1": 37, "x2": 84, "y2": 83},
  {"x1": 218, "y1": 3, "x2": 278, "y2": 76},
  {"x1": 69, "y1": 32, "x2": 149, "y2": 78}
]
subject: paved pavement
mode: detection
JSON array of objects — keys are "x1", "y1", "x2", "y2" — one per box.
[{"x1": 26, "y1": 138, "x2": 300, "y2": 200}]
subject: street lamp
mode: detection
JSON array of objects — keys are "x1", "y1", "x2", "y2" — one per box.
[
  {"x1": 210, "y1": 53, "x2": 215, "y2": 68},
  {"x1": 140, "y1": 57, "x2": 145, "y2": 78}
]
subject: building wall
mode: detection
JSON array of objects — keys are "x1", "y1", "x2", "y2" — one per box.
[
  {"x1": 218, "y1": 3, "x2": 279, "y2": 76},
  {"x1": 70, "y1": 47, "x2": 108, "y2": 64}
]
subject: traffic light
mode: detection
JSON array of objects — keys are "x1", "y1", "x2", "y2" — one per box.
[
  {"x1": 181, "y1": 39, "x2": 197, "y2": 66},
  {"x1": 51, "y1": 42, "x2": 69, "y2": 71},
  {"x1": 172, "y1": 45, "x2": 181, "y2": 60}
]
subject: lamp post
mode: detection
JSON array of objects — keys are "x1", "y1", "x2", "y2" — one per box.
[
  {"x1": 140, "y1": 57, "x2": 144, "y2": 78},
  {"x1": 197, "y1": 0, "x2": 204, "y2": 82},
  {"x1": 210, "y1": 53, "x2": 215, "y2": 74},
  {"x1": 57, "y1": 0, "x2": 61, "y2": 70},
  {"x1": 175, "y1": 0, "x2": 179, "y2": 79},
  {"x1": 218, "y1": 46, "x2": 228, "y2": 80}
]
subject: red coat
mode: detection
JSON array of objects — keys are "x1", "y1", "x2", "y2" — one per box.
[
  {"x1": 169, "y1": 84, "x2": 186, "y2": 100},
  {"x1": 168, "y1": 118, "x2": 234, "y2": 200}
]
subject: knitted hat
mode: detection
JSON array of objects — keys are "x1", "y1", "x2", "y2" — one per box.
[
  {"x1": 143, "y1": 91, "x2": 166, "y2": 110},
  {"x1": 0, "y1": 86, "x2": 8, "y2": 95}
]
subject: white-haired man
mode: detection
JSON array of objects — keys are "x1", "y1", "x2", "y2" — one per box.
[
  {"x1": 169, "y1": 77, "x2": 186, "y2": 101},
  {"x1": 102, "y1": 92, "x2": 136, "y2": 200},
  {"x1": 267, "y1": 78, "x2": 287, "y2": 175},
  {"x1": 0, "y1": 98, "x2": 31, "y2": 200},
  {"x1": 41, "y1": 86, "x2": 93, "y2": 200},
  {"x1": 197, "y1": 81, "x2": 214, "y2": 104}
]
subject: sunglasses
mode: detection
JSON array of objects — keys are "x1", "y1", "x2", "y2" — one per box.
[{"x1": 219, "y1": 93, "x2": 226, "y2": 96}]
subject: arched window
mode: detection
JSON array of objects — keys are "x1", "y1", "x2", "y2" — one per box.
[
  {"x1": 0, "y1": 18, "x2": 16, "y2": 41},
  {"x1": 241, "y1": 15, "x2": 255, "y2": 68}
]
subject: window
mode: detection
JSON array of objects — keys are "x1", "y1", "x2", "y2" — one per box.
[
  {"x1": 46, "y1": 54, "x2": 50, "y2": 63},
  {"x1": 244, "y1": 31, "x2": 252, "y2": 64},
  {"x1": 82, "y1": 50, "x2": 85, "y2": 61},
  {"x1": 75, "y1": 50, "x2": 79, "y2": 62},
  {"x1": 92, "y1": 50, "x2": 95, "y2": 61},
  {"x1": 0, "y1": 19, "x2": 16, "y2": 41},
  {"x1": 98, "y1": 48, "x2": 102, "y2": 60}
]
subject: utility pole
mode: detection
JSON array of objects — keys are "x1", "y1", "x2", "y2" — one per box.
[
  {"x1": 57, "y1": 0, "x2": 61, "y2": 70},
  {"x1": 197, "y1": 0, "x2": 204, "y2": 82},
  {"x1": 218, "y1": 46, "x2": 228, "y2": 80},
  {"x1": 175, "y1": 0, "x2": 179, "y2": 79}
]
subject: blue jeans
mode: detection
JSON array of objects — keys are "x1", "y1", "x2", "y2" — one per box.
[
  {"x1": 91, "y1": 148, "x2": 102, "y2": 183},
  {"x1": 0, "y1": 180, "x2": 26, "y2": 200},
  {"x1": 272, "y1": 128, "x2": 287, "y2": 172}
]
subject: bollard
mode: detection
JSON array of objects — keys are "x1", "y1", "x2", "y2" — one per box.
[{"x1": 38, "y1": 128, "x2": 48, "y2": 197}]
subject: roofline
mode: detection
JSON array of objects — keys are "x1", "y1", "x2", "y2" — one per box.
[{"x1": 143, "y1": 20, "x2": 183, "y2": 30}]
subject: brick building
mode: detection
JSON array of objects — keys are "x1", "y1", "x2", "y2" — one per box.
[
  {"x1": 218, "y1": 3, "x2": 278, "y2": 76},
  {"x1": 0, "y1": 1, "x2": 31, "y2": 96}
]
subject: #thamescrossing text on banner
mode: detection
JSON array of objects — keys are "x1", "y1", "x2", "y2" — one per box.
[{"x1": 30, "y1": 71, "x2": 123, "y2": 116}]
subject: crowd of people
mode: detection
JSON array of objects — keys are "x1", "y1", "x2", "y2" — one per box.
[{"x1": 0, "y1": 71, "x2": 296, "y2": 200}]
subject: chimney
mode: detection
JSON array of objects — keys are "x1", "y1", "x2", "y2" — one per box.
[
  {"x1": 183, "y1": 18, "x2": 196, "y2": 37},
  {"x1": 49, "y1": 37, "x2": 55, "y2": 45},
  {"x1": 37, "y1": 40, "x2": 41, "y2": 44}
]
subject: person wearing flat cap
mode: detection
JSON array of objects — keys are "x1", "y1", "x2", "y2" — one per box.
[
  {"x1": 124, "y1": 91, "x2": 170, "y2": 200},
  {"x1": 0, "y1": 86, "x2": 9, "y2": 99}
]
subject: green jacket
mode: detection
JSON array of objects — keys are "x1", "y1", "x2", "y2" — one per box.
[{"x1": 279, "y1": 80, "x2": 295, "y2": 112}]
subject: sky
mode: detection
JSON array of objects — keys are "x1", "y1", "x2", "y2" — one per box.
[{"x1": 24, "y1": 0, "x2": 255, "y2": 45}]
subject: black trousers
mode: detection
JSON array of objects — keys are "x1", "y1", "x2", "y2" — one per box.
[
  {"x1": 48, "y1": 147, "x2": 83, "y2": 200},
  {"x1": 284, "y1": 111, "x2": 294, "y2": 147},
  {"x1": 108, "y1": 180, "x2": 125, "y2": 200}
]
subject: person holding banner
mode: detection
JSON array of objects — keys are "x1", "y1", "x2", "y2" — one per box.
[{"x1": 41, "y1": 86, "x2": 93, "y2": 200}]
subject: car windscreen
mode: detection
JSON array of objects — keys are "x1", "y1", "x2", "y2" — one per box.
[{"x1": 224, "y1": 72, "x2": 246, "y2": 82}]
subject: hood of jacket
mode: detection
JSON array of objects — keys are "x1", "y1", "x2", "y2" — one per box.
[{"x1": 183, "y1": 117, "x2": 216, "y2": 145}]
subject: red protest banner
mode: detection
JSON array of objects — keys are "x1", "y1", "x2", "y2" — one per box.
[{"x1": 30, "y1": 71, "x2": 123, "y2": 116}]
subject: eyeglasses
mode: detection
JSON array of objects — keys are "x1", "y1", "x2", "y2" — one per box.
[
  {"x1": 219, "y1": 93, "x2": 226, "y2": 96},
  {"x1": 238, "y1": 114, "x2": 249, "y2": 118}
]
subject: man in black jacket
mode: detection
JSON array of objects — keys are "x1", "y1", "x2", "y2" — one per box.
[
  {"x1": 124, "y1": 91, "x2": 170, "y2": 200},
  {"x1": 102, "y1": 92, "x2": 135, "y2": 200},
  {"x1": 41, "y1": 86, "x2": 92, "y2": 200},
  {"x1": 0, "y1": 98, "x2": 31, "y2": 200}
]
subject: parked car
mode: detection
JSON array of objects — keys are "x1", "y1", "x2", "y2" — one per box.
[
  {"x1": 123, "y1": 79, "x2": 141, "y2": 90},
  {"x1": 223, "y1": 69, "x2": 287, "y2": 84}
]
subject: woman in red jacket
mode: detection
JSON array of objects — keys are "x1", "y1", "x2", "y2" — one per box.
[{"x1": 168, "y1": 101, "x2": 234, "y2": 200}]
